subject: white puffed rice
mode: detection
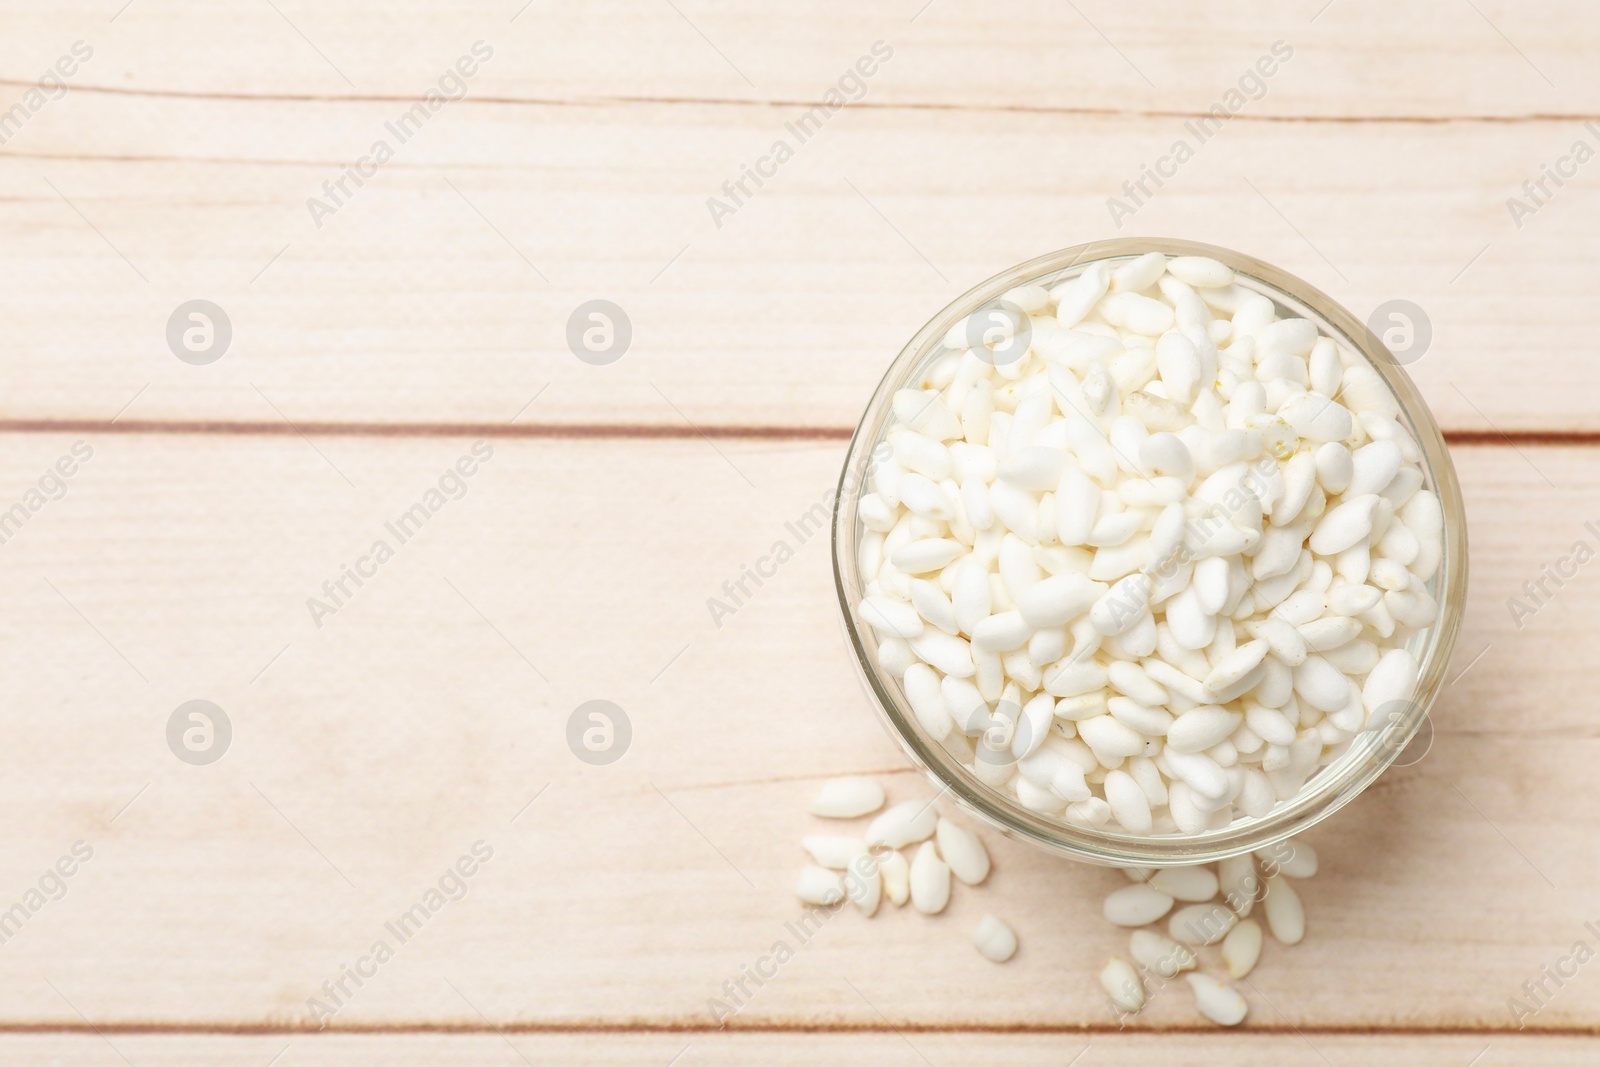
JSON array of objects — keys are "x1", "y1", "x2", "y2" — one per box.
[
  {"x1": 795, "y1": 778, "x2": 1013, "y2": 961},
  {"x1": 855, "y1": 251, "x2": 1443, "y2": 835},
  {"x1": 1094, "y1": 839, "x2": 1322, "y2": 1025},
  {"x1": 973, "y1": 914, "x2": 1019, "y2": 962}
]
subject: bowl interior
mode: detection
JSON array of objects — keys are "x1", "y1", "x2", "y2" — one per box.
[{"x1": 832, "y1": 238, "x2": 1467, "y2": 866}]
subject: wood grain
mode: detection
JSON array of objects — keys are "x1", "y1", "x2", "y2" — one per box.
[
  {"x1": 1, "y1": 0, "x2": 1591, "y2": 119},
  {"x1": 0, "y1": 3, "x2": 1594, "y2": 1059},
  {"x1": 0, "y1": 434, "x2": 1588, "y2": 1032},
  {"x1": 0, "y1": 1032, "x2": 1589, "y2": 1066},
  {"x1": 0, "y1": 65, "x2": 1594, "y2": 432}
]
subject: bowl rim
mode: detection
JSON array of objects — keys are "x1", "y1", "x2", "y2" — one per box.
[{"x1": 830, "y1": 237, "x2": 1468, "y2": 866}]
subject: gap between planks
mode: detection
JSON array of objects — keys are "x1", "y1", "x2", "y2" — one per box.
[
  {"x1": 0, "y1": 419, "x2": 1594, "y2": 447},
  {"x1": 0, "y1": 1022, "x2": 1593, "y2": 1038}
]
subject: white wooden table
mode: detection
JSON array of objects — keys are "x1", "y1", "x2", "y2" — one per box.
[{"x1": 0, "y1": 2, "x2": 1596, "y2": 1062}]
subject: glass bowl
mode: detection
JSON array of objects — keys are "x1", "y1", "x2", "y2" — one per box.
[{"x1": 830, "y1": 238, "x2": 1468, "y2": 866}]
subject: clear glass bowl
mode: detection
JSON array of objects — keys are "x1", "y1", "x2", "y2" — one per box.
[{"x1": 830, "y1": 238, "x2": 1468, "y2": 866}]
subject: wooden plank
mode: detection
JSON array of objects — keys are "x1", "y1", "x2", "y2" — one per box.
[
  {"x1": 0, "y1": 95, "x2": 1591, "y2": 432},
  {"x1": 1, "y1": 1032, "x2": 1593, "y2": 1066},
  {"x1": 1, "y1": 0, "x2": 1593, "y2": 118},
  {"x1": 0, "y1": 433, "x2": 1590, "y2": 1030}
]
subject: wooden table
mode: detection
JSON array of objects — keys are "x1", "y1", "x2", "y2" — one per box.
[{"x1": 1, "y1": 2, "x2": 1595, "y2": 1062}]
